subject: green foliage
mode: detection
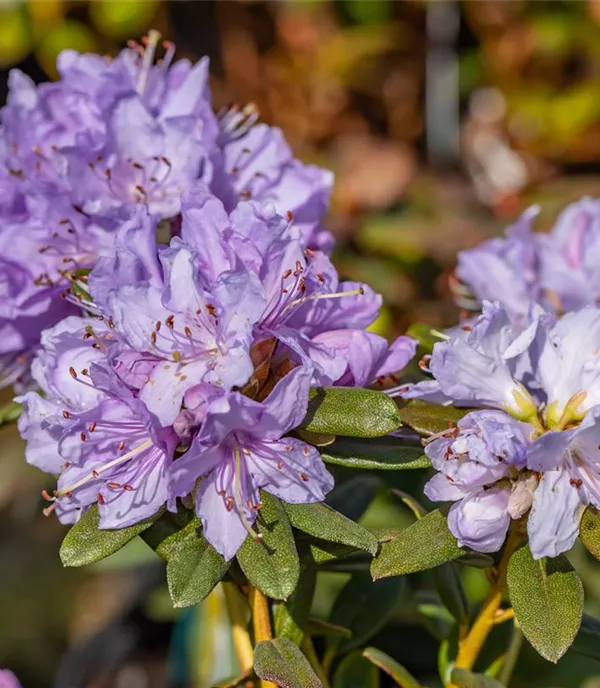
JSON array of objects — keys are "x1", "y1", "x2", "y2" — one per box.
[
  {"x1": 579, "y1": 506, "x2": 600, "y2": 560},
  {"x1": 307, "y1": 618, "x2": 352, "y2": 639},
  {"x1": 326, "y1": 475, "x2": 382, "y2": 521},
  {"x1": 450, "y1": 668, "x2": 504, "y2": 688},
  {"x1": 274, "y1": 553, "x2": 317, "y2": 645},
  {"x1": 302, "y1": 387, "x2": 400, "y2": 438},
  {"x1": 433, "y1": 562, "x2": 469, "y2": 626},
  {"x1": 371, "y1": 509, "x2": 463, "y2": 579},
  {"x1": 363, "y1": 647, "x2": 422, "y2": 688},
  {"x1": 321, "y1": 436, "x2": 430, "y2": 471},
  {"x1": 284, "y1": 502, "x2": 379, "y2": 555},
  {"x1": 60, "y1": 504, "x2": 163, "y2": 567},
  {"x1": 253, "y1": 637, "x2": 322, "y2": 688},
  {"x1": 166, "y1": 529, "x2": 229, "y2": 608},
  {"x1": 572, "y1": 613, "x2": 600, "y2": 661},
  {"x1": 507, "y1": 544, "x2": 583, "y2": 663},
  {"x1": 237, "y1": 492, "x2": 300, "y2": 600},
  {"x1": 333, "y1": 651, "x2": 380, "y2": 688},
  {"x1": 396, "y1": 402, "x2": 470, "y2": 437},
  {"x1": 328, "y1": 572, "x2": 406, "y2": 653}
]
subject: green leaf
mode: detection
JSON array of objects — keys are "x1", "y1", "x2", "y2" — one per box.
[
  {"x1": 507, "y1": 545, "x2": 583, "y2": 663},
  {"x1": 450, "y1": 668, "x2": 504, "y2": 688},
  {"x1": 237, "y1": 493, "x2": 300, "y2": 600},
  {"x1": 390, "y1": 490, "x2": 427, "y2": 519},
  {"x1": 363, "y1": 647, "x2": 422, "y2": 688},
  {"x1": 328, "y1": 572, "x2": 405, "y2": 652},
  {"x1": 140, "y1": 507, "x2": 197, "y2": 554},
  {"x1": 60, "y1": 505, "x2": 163, "y2": 567},
  {"x1": 0, "y1": 400, "x2": 21, "y2": 425},
  {"x1": 253, "y1": 638, "x2": 322, "y2": 688},
  {"x1": 457, "y1": 552, "x2": 495, "y2": 569},
  {"x1": 321, "y1": 436, "x2": 430, "y2": 471},
  {"x1": 302, "y1": 388, "x2": 400, "y2": 438},
  {"x1": 309, "y1": 539, "x2": 358, "y2": 564},
  {"x1": 371, "y1": 509, "x2": 463, "y2": 579},
  {"x1": 319, "y1": 552, "x2": 373, "y2": 573},
  {"x1": 166, "y1": 530, "x2": 229, "y2": 608},
  {"x1": 307, "y1": 618, "x2": 352, "y2": 639},
  {"x1": 333, "y1": 651, "x2": 379, "y2": 688},
  {"x1": 433, "y1": 562, "x2": 469, "y2": 626},
  {"x1": 579, "y1": 505, "x2": 600, "y2": 560},
  {"x1": 572, "y1": 613, "x2": 600, "y2": 661},
  {"x1": 296, "y1": 428, "x2": 337, "y2": 447},
  {"x1": 327, "y1": 475, "x2": 381, "y2": 521},
  {"x1": 274, "y1": 553, "x2": 316, "y2": 645},
  {"x1": 155, "y1": 516, "x2": 202, "y2": 561},
  {"x1": 396, "y1": 402, "x2": 470, "y2": 437},
  {"x1": 284, "y1": 502, "x2": 379, "y2": 555}
]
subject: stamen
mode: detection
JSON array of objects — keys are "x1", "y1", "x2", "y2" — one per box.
[
  {"x1": 234, "y1": 446, "x2": 262, "y2": 542},
  {"x1": 281, "y1": 286, "x2": 364, "y2": 314},
  {"x1": 56, "y1": 439, "x2": 152, "y2": 497},
  {"x1": 137, "y1": 30, "x2": 161, "y2": 96}
]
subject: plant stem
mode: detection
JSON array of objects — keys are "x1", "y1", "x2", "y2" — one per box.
[
  {"x1": 222, "y1": 582, "x2": 254, "y2": 674},
  {"x1": 302, "y1": 636, "x2": 332, "y2": 688},
  {"x1": 322, "y1": 645, "x2": 337, "y2": 677},
  {"x1": 497, "y1": 622, "x2": 523, "y2": 687},
  {"x1": 446, "y1": 530, "x2": 521, "y2": 687},
  {"x1": 248, "y1": 586, "x2": 277, "y2": 688}
]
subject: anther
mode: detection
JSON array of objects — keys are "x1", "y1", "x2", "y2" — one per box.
[
  {"x1": 41, "y1": 489, "x2": 55, "y2": 502},
  {"x1": 69, "y1": 367, "x2": 77, "y2": 379}
]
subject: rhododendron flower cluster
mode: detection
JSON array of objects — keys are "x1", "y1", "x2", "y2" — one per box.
[
  {"x1": 0, "y1": 31, "x2": 333, "y2": 393},
  {"x1": 410, "y1": 303, "x2": 600, "y2": 559},
  {"x1": 453, "y1": 198, "x2": 600, "y2": 328},
  {"x1": 17, "y1": 185, "x2": 413, "y2": 558}
]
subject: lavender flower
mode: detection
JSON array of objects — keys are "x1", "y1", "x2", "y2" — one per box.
[
  {"x1": 17, "y1": 316, "x2": 177, "y2": 527},
  {"x1": 169, "y1": 366, "x2": 334, "y2": 560},
  {"x1": 454, "y1": 198, "x2": 600, "y2": 325},
  {"x1": 419, "y1": 303, "x2": 600, "y2": 558},
  {"x1": 213, "y1": 114, "x2": 334, "y2": 250},
  {"x1": 538, "y1": 198, "x2": 600, "y2": 314},
  {"x1": 424, "y1": 410, "x2": 531, "y2": 553},
  {"x1": 0, "y1": 33, "x2": 335, "y2": 390},
  {"x1": 311, "y1": 330, "x2": 417, "y2": 387},
  {"x1": 0, "y1": 670, "x2": 21, "y2": 688},
  {"x1": 454, "y1": 207, "x2": 542, "y2": 326},
  {"x1": 88, "y1": 186, "x2": 379, "y2": 424},
  {"x1": 426, "y1": 302, "x2": 538, "y2": 419}
]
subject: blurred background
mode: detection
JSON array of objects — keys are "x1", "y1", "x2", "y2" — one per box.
[{"x1": 2, "y1": 1, "x2": 600, "y2": 686}]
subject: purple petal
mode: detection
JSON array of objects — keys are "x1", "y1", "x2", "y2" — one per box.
[
  {"x1": 447, "y1": 486, "x2": 511, "y2": 553},
  {"x1": 528, "y1": 469, "x2": 582, "y2": 559}
]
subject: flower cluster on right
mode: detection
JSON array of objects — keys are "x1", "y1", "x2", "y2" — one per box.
[{"x1": 405, "y1": 200, "x2": 600, "y2": 559}]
